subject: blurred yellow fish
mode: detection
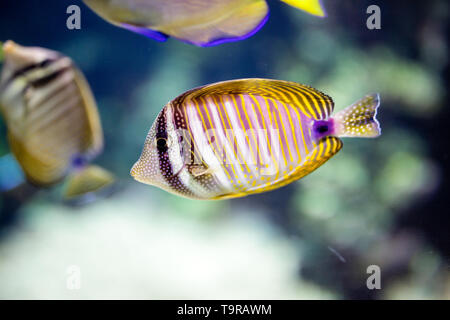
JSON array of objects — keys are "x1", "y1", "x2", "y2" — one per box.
[
  {"x1": 0, "y1": 41, "x2": 114, "y2": 199},
  {"x1": 83, "y1": 0, "x2": 326, "y2": 46}
]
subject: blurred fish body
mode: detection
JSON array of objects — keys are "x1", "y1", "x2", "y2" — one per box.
[
  {"x1": 131, "y1": 78, "x2": 381, "y2": 200},
  {"x1": 0, "y1": 41, "x2": 114, "y2": 199},
  {"x1": 82, "y1": 0, "x2": 326, "y2": 47}
]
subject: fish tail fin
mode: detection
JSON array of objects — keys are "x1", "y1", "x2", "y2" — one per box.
[
  {"x1": 63, "y1": 165, "x2": 115, "y2": 200},
  {"x1": 280, "y1": 0, "x2": 327, "y2": 17},
  {"x1": 333, "y1": 93, "x2": 381, "y2": 138}
]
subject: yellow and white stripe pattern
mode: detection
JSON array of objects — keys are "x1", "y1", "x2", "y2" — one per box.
[{"x1": 132, "y1": 79, "x2": 345, "y2": 200}]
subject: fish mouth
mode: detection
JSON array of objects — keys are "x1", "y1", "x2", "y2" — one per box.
[
  {"x1": 130, "y1": 161, "x2": 143, "y2": 182},
  {"x1": 2, "y1": 41, "x2": 32, "y2": 66},
  {"x1": 3, "y1": 40, "x2": 16, "y2": 54}
]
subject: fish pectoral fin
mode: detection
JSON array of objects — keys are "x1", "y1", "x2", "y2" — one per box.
[
  {"x1": 63, "y1": 165, "x2": 115, "y2": 199},
  {"x1": 189, "y1": 164, "x2": 217, "y2": 177}
]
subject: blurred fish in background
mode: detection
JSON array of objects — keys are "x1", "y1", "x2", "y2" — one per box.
[
  {"x1": 0, "y1": 41, "x2": 115, "y2": 201},
  {"x1": 131, "y1": 78, "x2": 380, "y2": 200},
  {"x1": 82, "y1": 0, "x2": 326, "y2": 46}
]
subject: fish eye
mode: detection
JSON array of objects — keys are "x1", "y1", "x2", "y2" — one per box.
[{"x1": 155, "y1": 137, "x2": 171, "y2": 152}]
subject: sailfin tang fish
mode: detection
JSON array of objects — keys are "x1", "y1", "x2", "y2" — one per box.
[
  {"x1": 82, "y1": 0, "x2": 326, "y2": 47},
  {"x1": 0, "y1": 41, "x2": 115, "y2": 199},
  {"x1": 131, "y1": 78, "x2": 381, "y2": 200}
]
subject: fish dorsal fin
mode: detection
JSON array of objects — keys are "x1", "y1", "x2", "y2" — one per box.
[
  {"x1": 213, "y1": 136, "x2": 343, "y2": 200},
  {"x1": 73, "y1": 68, "x2": 103, "y2": 155},
  {"x1": 179, "y1": 78, "x2": 334, "y2": 120}
]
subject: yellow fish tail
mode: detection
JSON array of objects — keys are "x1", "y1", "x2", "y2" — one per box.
[
  {"x1": 280, "y1": 0, "x2": 327, "y2": 17},
  {"x1": 333, "y1": 93, "x2": 381, "y2": 138},
  {"x1": 63, "y1": 165, "x2": 115, "y2": 200}
]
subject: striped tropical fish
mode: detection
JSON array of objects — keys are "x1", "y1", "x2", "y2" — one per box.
[
  {"x1": 0, "y1": 41, "x2": 114, "y2": 199},
  {"x1": 131, "y1": 78, "x2": 381, "y2": 200},
  {"x1": 82, "y1": 0, "x2": 326, "y2": 47}
]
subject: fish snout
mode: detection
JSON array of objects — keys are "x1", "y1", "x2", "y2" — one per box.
[
  {"x1": 130, "y1": 159, "x2": 155, "y2": 186},
  {"x1": 2, "y1": 41, "x2": 59, "y2": 70},
  {"x1": 3, "y1": 41, "x2": 33, "y2": 67},
  {"x1": 130, "y1": 160, "x2": 141, "y2": 180}
]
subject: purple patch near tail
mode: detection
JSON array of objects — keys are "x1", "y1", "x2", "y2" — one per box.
[
  {"x1": 121, "y1": 23, "x2": 169, "y2": 42},
  {"x1": 182, "y1": 10, "x2": 270, "y2": 47},
  {"x1": 71, "y1": 154, "x2": 87, "y2": 170},
  {"x1": 312, "y1": 119, "x2": 335, "y2": 140}
]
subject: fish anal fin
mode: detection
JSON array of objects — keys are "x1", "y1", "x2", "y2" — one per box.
[
  {"x1": 260, "y1": 136, "x2": 342, "y2": 192},
  {"x1": 163, "y1": 1, "x2": 268, "y2": 46},
  {"x1": 293, "y1": 136, "x2": 343, "y2": 180},
  {"x1": 121, "y1": 23, "x2": 169, "y2": 42},
  {"x1": 214, "y1": 136, "x2": 342, "y2": 199}
]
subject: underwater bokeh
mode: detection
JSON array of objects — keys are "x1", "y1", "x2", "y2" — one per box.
[{"x1": 0, "y1": 0, "x2": 448, "y2": 299}]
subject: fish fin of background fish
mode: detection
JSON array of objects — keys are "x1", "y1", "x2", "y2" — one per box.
[
  {"x1": 63, "y1": 165, "x2": 115, "y2": 200},
  {"x1": 72, "y1": 68, "x2": 104, "y2": 154},
  {"x1": 166, "y1": 1, "x2": 269, "y2": 47},
  {"x1": 183, "y1": 78, "x2": 333, "y2": 119},
  {"x1": 280, "y1": 0, "x2": 327, "y2": 17},
  {"x1": 0, "y1": 154, "x2": 25, "y2": 192},
  {"x1": 120, "y1": 24, "x2": 168, "y2": 42},
  {"x1": 333, "y1": 93, "x2": 381, "y2": 138}
]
